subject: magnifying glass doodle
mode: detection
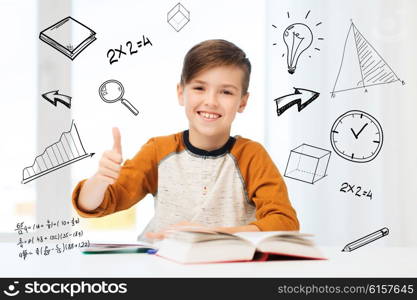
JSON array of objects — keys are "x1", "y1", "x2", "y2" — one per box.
[{"x1": 99, "y1": 79, "x2": 139, "y2": 116}]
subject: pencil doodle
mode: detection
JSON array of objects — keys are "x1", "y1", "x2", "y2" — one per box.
[
  {"x1": 99, "y1": 80, "x2": 139, "y2": 116},
  {"x1": 42, "y1": 90, "x2": 72, "y2": 109},
  {"x1": 22, "y1": 121, "x2": 94, "y2": 184},
  {"x1": 330, "y1": 110, "x2": 383, "y2": 163},
  {"x1": 342, "y1": 227, "x2": 389, "y2": 252},
  {"x1": 284, "y1": 144, "x2": 331, "y2": 184},
  {"x1": 167, "y1": 3, "x2": 190, "y2": 32},
  {"x1": 331, "y1": 20, "x2": 404, "y2": 97},
  {"x1": 39, "y1": 16, "x2": 96, "y2": 60},
  {"x1": 274, "y1": 87, "x2": 319, "y2": 116},
  {"x1": 272, "y1": 10, "x2": 324, "y2": 74}
]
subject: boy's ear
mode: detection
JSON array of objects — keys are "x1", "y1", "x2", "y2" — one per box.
[
  {"x1": 237, "y1": 92, "x2": 249, "y2": 113},
  {"x1": 177, "y1": 83, "x2": 184, "y2": 106}
]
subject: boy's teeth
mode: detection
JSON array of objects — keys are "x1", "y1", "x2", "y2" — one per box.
[{"x1": 200, "y1": 112, "x2": 219, "y2": 119}]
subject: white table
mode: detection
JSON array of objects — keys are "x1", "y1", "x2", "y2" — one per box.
[{"x1": 1, "y1": 243, "x2": 417, "y2": 277}]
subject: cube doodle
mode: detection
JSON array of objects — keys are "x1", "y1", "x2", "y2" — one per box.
[
  {"x1": 167, "y1": 3, "x2": 190, "y2": 32},
  {"x1": 284, "y1": 144, "x2": 331, "y2": 184}
]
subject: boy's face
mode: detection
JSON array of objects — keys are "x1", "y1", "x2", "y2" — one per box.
[{"x1": 177, "y1": 65, "x2": 249, "y2": 140}]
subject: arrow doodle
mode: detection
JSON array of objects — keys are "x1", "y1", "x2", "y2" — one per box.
[
  {"x1": 274, "y1": 87, "x2": 319, "y2": 116},
  {"x1": 42, "y1": 90, "x2": 72, "y2": 109}
]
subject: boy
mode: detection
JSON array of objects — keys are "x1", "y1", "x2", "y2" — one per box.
[{"x1": 72, "y1": 39, "x2": 299, "y2": 241}]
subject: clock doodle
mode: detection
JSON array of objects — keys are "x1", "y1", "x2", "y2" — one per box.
[{"x1": 330, "y1": 110, "x2": 383, "y2": 163}]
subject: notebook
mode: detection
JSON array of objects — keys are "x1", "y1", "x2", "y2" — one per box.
[
  {"x1": 39, "y1": 16, "x2": 96, "y2": 60},
  {"x1": 156, "y1": 228, "x2": 325, "y2": 264},
  {"x1": 81, "y1": 241, "x2": 154, "y2": 254}
]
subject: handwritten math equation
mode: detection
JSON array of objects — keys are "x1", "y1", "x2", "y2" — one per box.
[
  {"x1": 17, "y1": 229, "x2": 84, "y2": 247},
  {"x1": 107, "y1": 35, "x2": 152, "y2": 65},
  {"x1": 15, "y1": 217, "x2": 80, "y2": 234},
  {"x1": 339, "y1": 181, "x2": 372, "y2": 200},
  {"x1": 15, "y1": 217, "x2": 90, "y2": 260}
]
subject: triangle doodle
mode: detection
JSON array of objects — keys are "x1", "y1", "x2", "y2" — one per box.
[{"x1": 331, "y1": 21, "x2": 402, "y2": 96}]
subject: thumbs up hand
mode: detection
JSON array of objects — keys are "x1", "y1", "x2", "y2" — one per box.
[
  {"x1": 112, "y1": 127, "x2": 122, "y2": 155},
  {"x1": 95, "y1": 127, "x2": 123, "y2": 185}
]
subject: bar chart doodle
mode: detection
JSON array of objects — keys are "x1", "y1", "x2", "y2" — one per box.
[
  {"x1": 331, "y1": 20, "x2": 404, "y2": 97},
  {"x1": 22, "y1": 121, "x2": 94, "y2": 184}
]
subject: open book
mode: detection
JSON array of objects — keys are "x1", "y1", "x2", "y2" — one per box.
[{"x1": 156, "y1": 229, "x2": 325, "y2": 264}]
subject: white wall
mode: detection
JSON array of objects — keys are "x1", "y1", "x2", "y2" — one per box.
[
  {"x1": 0, "y1": 1, "x2": 38, "y2": 233},
  {"x1": 266, "y1": 0, "x2": 417, "y2": 246}
]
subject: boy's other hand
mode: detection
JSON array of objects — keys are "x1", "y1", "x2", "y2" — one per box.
[
  {"x1": 146, "y1": 222, "x2": 261, "y2": 241},
  {"x1": 94, "y1": 127, "x2": 123, "y2": 185},
  {"x1": 145, "y1": 221, "x2": 207, "y2": 240}
]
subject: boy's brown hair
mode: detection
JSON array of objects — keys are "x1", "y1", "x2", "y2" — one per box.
[{"x1": 180, "y1": 39, "x2": 251, "y2": 95}]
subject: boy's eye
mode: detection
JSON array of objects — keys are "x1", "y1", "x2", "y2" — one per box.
[
  {"x1": 222, "y1": 90, "x2": 233, "y2": 95},
  {"x1": 193, "y1": 86, "x2": 204, "y2": 91}
]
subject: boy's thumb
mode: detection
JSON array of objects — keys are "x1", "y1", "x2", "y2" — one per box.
[{"x1": 112, "y1": 127, "x2": 122, "y2": 155}]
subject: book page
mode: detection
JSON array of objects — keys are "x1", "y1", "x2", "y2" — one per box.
[
  {"x1": 234, "y1": 231, "x2": 312, "y2": 246},
  {"x1": 165, "y1": 228, "x2": 238, "y2": 243}
]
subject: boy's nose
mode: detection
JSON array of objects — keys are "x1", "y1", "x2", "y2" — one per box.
[{"x1": 203, "y1": 91, "x2": 219, "y2": 107}]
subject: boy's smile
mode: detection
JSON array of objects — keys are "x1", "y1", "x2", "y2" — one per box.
[
  {"x1": 197, "y1": 111, "x2": 221, "y2": 121},
  {"x1": 178, "y1": 65, "x2": 249, "y2": 151}
]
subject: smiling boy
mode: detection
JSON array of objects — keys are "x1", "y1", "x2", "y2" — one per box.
[{"x1": 72, "y1": 39, "x2": 299, "y2": 241}]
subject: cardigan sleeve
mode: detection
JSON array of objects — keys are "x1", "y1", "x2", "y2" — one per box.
[
  {"x1": 235, "y1": 141, "x2": 299, "y2": 231},
  {"x1": 71, "y1": 138, "x2": 158, "y2": 218}
]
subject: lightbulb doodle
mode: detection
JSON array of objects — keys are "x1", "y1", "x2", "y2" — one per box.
[
  {"x1": 272, "y1": 10, "x2": 324, "y2": 74},
  {"x1": 331, "y1": 20, "x2": 405, "y2": 97}
]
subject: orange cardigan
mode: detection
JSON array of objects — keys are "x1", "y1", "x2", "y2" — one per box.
[{"x1": 72, "y1": 131, "x2": 299, "y2": 236}]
